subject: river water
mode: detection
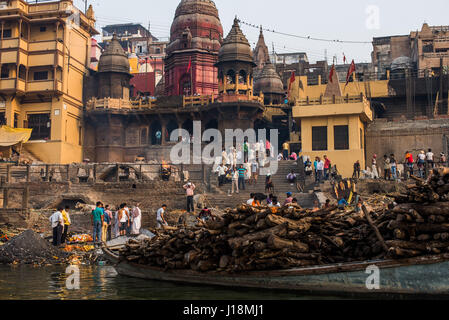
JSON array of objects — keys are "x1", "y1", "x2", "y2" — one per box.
[{"x1": 0, "y1": 264, "x2": 339, "y2": 300}]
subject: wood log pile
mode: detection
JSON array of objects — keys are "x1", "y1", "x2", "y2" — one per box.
[{"x1": 119, "y1": 169, "x2": 449, "y2": 273}]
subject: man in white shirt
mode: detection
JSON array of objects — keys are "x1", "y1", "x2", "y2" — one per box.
[
  {"x1": 156, "y1": 205, "x2": 168, "y2": 229},
  {"x1": 216, "y1": 164, "x2": 227, "y2": 187},
  {"x1": 316, "y1": 157, "x2": 325, "y2": 183},
  {"x1": 49, "y1": 207, "x2": 64, "y2": 246},
  {"x1": 426, "y1": 148, "x2": 434, "y2": 169}
]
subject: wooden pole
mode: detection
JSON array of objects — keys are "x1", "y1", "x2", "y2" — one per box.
[{"x1": 362, "y1": 205, "x2": 389, "y2": 252}]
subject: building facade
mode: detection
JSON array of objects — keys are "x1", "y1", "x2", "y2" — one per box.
[{"x1": 0, "y1": 0, "x2": 98, "y2": 163}]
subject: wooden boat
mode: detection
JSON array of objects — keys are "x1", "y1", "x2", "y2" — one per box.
[{"x1": 104, "y1": 251, "x2": 449, "y2": 297}]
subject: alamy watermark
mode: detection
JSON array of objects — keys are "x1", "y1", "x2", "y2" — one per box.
[
  {"x1": 169, "y1": 121, "x2": 279, "y2": 175},
  {"x1": 365, "y1": 5, "x2": 380, "y2": 30},
  {"x1": 65, "y1": 5, "x2": 81, "y2": 30},
  {"x1": 66, "y1": 265, "x2": 80, "y2": 290},
  {"x1": 365, "y1": 265, "x2": 380, "y2": 290}
]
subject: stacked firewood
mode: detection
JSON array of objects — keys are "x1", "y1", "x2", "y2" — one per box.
[{"x1": 119, "y1": 169, "x2": 449, "y2": 272}]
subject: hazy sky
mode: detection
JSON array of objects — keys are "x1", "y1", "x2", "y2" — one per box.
[{"x1": 74, "y1": 0, "x2": 449, "y2": 64}]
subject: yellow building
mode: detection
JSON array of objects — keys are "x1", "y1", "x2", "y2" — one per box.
[
  {"x1": 289, "y1": 74, "x2": 390, "y2": 101},
  {"x1": 292, "y1": 94, "x2": 373, "y2": 178},
  {"x1": 0, "y1": 0, "x2": 98, "y2": 163}
]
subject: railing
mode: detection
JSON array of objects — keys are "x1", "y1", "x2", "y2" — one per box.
[
  {"x1": 182, "y1": 95, "x2": 214, "y2": 107},
  {"x1": 296, "y1": 93, "x2": 366, "y2": 106},
  {"x1": 423, "y1": 52, "x2": 449, "y2": 58},
  {"x1": 86, "y1": 97, "x2": 156, "y2": 110},
  {"x1": 0, "y1": 163, "x2": 209, "y2": 185}
]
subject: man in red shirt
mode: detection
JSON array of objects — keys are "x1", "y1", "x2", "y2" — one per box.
[
  {"x1": 323, "y1": 155, "x2": 331, "y2": 180},
  {"x1": 405, "y1": 151, "x2": 414, "y2": 177}
]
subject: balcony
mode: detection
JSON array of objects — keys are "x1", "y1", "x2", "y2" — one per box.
[
  {"x1": 293, "y1": 95, "x2": 373, "y2": 122},
  {"x1": 28, "y1": 53, "x2": 58, "y2": 67},
  {"x1": 17, "y1": 79, "x2": 25, "y2": 91},
  {"x1": 27, "y1": 80, "x2": 61, "y2": 92},
  {"x1": 86, "y1": 97, "x2": 156, "y2": 110},
  {"x1": 0, "y1": 79, "x2": 15, "y2": 91},
  {"x1": 28, "y1": 40, "x2": 62, "y2": 52}
]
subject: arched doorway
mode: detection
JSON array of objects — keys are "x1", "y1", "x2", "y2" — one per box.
[
  {"x1": 179, "y1": 74, "x2": 191, "y2": 96},
  {"x1": 150, "y1": 121, "x2": 162, "y2": 145},
  {"x1": 166, "y1": 119, "x2": 178, "y2": 142}
]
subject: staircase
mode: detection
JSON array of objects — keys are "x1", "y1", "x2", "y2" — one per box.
[{"x1": 206, "y1": 160, "x2": 319, "y2": 209}]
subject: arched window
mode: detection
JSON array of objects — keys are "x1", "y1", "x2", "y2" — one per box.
[
  {"x1": 226, "y1": 70, "x2": 235, "y2": 84},
  {"x1": 238, "y1": 70, "x2": 247, "y2": 84}
]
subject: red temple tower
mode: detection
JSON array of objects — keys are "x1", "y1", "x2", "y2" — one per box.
[{"x1": 164, "y1": 0, "x2": 223, "y2": 96}]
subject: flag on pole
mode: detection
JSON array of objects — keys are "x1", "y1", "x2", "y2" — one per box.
[
  {"x1": 345, "y1": 60, "x2": 356, "y2": 87},
  {"x1": 329, "y1": 64, "x2": 335, "y2": 83},
  {"x1": 343, "y1": 53, "x2": 347, "y2": 64},
  {"x1": 187, "y1": 57, "x2": 192, "y2": 73},
  {"x1": 287, "y1": 71, "x2": 296, "y2": 97}
]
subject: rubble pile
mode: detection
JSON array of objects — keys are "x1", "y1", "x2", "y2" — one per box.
[
  {"x1": 116, "y1": 168, "x2": 449, "y2": 273},
  {"x1": 0, "y1": 230, "x2": 68, "y2": 264}
]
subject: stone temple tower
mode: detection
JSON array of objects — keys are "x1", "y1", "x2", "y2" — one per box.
[
  {"x1": 97, "y1": 34, "x2": 133, "y2": 100},
  {"x1": 164, "y1": 0, "x2": 223, "y2": 96}
]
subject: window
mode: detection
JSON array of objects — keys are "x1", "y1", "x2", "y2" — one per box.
[
  {"x1": 3, "y1": 29, "x2": 11, "y2": 38},
  {"x1": 334, "y1": 125, "x2": 349, "y2": 150},
  {"x1": 0, "y1": 113, "x2": 5, "y2": 126},
  {"x1": 40, "y1": 26, "x2": 47, "y2": 32},
  {"x1": 33, "y1": 71, "x2": 48, "y2": 81},
  {"x1": 226, "y1": 70, "x2": 235, "y2": 85},
  {"x1": 14, "y1": 113, "x2": 18, "y2": 128},
  {"x1": 312, "y1": 126, "x2": 327, "y2": 151},
  {"x1": 1, "y1": 65, "x2": 8, "y2": 79},
  {"x1": 238, "y1": 70, "x2": 247, "y2": 84},
  {"x1": 27, "y1": 113, "x2": 51, "y2": 140}
]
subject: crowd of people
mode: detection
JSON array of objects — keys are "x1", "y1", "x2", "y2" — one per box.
[
  {"x1": 49, "y1": 202, "x2": 143, "y2": 247},
  {"x1": 367, "y1": 149, "x2": 447, "y2": 180}
]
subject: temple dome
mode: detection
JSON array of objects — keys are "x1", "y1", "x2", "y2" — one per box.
[
  {"x1": 167, "y1": 0, "x2": 223, "y2": 55},
  {"x1": 98, "y1": 34, "x2": 130, "y2": 74},
  {"x1": 391, "y1": 56, "x2": 413, "y2": 71},
  {"x1": 218, "y1": 18, "x2": 254, "y2": 64},
  {"x1": 254, "y1": 61, "x2": 284, "y2": 95}
]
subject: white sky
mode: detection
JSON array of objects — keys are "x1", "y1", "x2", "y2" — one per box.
[{"x1": 74, "y1": 0, "x2": 449, "y2": 64}]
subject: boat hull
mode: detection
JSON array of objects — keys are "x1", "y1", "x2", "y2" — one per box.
[{"x1": 113, "y1": 254, "x2": 449, "y2": 297}]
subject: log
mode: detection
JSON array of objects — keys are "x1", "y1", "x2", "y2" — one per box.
[
  {"x1": 267, "y1": 234, "x2": 309, "y2": 253},
  {"x1": 227, "y1": 224, "x2": 288, "y2": 249},
  {"x1": 265, "y1": 214, "x2": 312, "y2": 233}
]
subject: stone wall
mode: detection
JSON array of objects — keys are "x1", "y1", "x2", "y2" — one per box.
[{"x1": 366, "y1": 118, "x2": 449, "y2": 166}]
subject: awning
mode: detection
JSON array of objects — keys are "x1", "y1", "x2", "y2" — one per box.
[{"x1": 0, "y1": 126, "x2": 32, "y2": 147}]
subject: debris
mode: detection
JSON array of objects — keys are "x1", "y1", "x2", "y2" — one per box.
[{"x1": 0, "y1": 230, "x2": 69, "y2": 265}]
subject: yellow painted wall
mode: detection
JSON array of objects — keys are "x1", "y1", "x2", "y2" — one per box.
[
  {"x1": 290, "y1": 75, "x2": 390, "y2": 101},
  {"x1": 299, "y1": 114, "x2": 367, "y2": 178}
]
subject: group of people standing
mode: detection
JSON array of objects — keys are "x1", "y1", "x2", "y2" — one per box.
[
  {"x1": 369, "y1": 149, "x2": 447, "y2": 180},
  {"x1": 91, "y1": 202, "x2": 142, "y2": 244},
  {"x1": 49, "y1": 206, "x2": 71, "y2": 247}
]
